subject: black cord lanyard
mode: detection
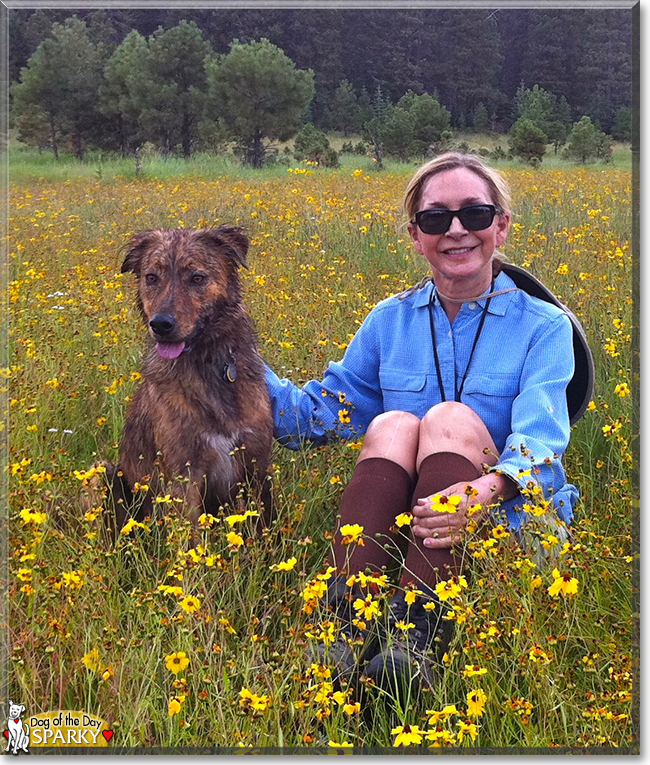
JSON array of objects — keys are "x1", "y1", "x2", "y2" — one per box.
[{"x1": 427, "y1": 281, "x2": 494, "y2": 403}]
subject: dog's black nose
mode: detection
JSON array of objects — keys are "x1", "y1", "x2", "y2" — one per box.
[{"x1": 149, "y1": 313, "x2": 176, "y2": 337}]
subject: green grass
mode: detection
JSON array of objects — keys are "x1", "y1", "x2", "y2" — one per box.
[{"x1": 6, "y1": 129, "x2": 633, "y2": 184}]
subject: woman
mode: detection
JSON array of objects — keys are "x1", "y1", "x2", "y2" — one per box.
[{"x1": 264, "y1": 152, "x2": 578, "y2": 692}]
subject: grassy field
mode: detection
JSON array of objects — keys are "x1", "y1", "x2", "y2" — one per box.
[
  {"x1": 6, "y1": 132, "x2": 633, "y2": 184},
  {"x1": 5, "y1": 155, "x2": 636, "y2": 750}
]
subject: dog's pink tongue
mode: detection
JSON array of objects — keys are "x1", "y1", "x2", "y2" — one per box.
[{"x1": 156, "y1": 341, "x2": 185, "y2": 359}]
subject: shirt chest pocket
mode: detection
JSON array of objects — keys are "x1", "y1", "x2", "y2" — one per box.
[
  {"x1": 462, "y1": 373, "x2": 520, "y2": 401},
  {"x1": 379, "y1": 368, "x2": 429, "y2": 415}
]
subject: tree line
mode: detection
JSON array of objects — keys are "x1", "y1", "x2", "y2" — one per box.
[{"x1": 10, "y1": 10, "x2": 633, "y2": 167}]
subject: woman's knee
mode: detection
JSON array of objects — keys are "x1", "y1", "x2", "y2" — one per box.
[
  {"x1": 359, "y1": 410, "x2": 421, "y2": 475},
  {"x1": 421, "y1": 401, "x2": 486, "y2": 437},
  {"x1": 418, "y1": 402, "x2": 497, "y2": 469}
]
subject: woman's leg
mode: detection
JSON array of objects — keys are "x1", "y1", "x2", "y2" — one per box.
[
  {"x1": 330, "y1": 410, "x2": 420, "y2": 576},
  {"x1": 400, "y1": 402, "x2": 498, "y2": 591},
  {"x1": 366, "y1": 403, "x2": 499, "y2": 692}
]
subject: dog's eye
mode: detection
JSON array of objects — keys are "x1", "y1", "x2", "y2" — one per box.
[
  {"x1": 145, "y1": 273, "x2": 158, "y2": 285},
  {"x1": 191, "y1": 273, "x2": 206, "y2": 285}
]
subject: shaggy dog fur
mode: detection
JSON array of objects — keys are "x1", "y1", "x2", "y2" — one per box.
[{"x1": 92, "y1": 227, "x2": 274, "y2": 533}]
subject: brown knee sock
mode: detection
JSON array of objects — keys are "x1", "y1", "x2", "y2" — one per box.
[
  {"x1": 330, "y1": 457, "x2": 414, "y2": 576},
  {"x1": 400, "y1": 452, "x2": 480, "y2": 592}
]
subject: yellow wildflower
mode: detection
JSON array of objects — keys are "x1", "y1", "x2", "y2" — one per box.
[
  {"x1": 467, "y1": 688, "x2": 487, "y2": 718},
  {"x1": 427, "y1": 704, "x2": 459, "y2": 725},
  {"x1": 529, "y1": 644, "x2": 552, "y2": 664},
  {"x1": 239, "y1": 687, "x2": 271, "y2": 713},
  {"x1": 430, "y1": 493, "x2": 462, "y2": 513},
  {"x1": 165, "y1": 651, "x2": 190, "y2": 674},
  {"x1": 457, "y1": 720, "x2": 479, "y2": 743},
  {"x1": 224, "y1": 511, "x2": 258, "y2": 526},
  {"x1": 168, "y1": 695, "x2": 185, "y2": 716},
  {"x1": 462, "y1": 664, "x2": 488, "y2": 678},
  {"x1": 548, "y1": 568, "x2": 579, "y2": 597},
  {"x1": 392, "y1": 724, "x2": 423, "y2": 747},
  {"x1": 121, "y1": 518, "x2": 148, "y2": 534},
  {"x1": 270, "y1": 557, "x2": 297, "y2": 572},
  {"x1": 353, "y1": 593, "x2": 381, "y2": 621},
  {"x1": 340, "y1": 523, "x2": 364, "y2": 545},
  {"x1": 19, "y1": 508, "x2": 47, "y2": 524},
  {"x1": 179, "y1": 595, "x2": 201, "y2": 614},
  {"x1": 227, "y1": 531, "x2": 244, "y2": 549},
  {"x1": 435, "y1": 575, "x2": 468, "y2": 601},
  {"x1": 81, "y1": 648, "x2": 103, "y2": 674}
]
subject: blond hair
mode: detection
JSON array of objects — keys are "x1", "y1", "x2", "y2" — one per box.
[{"x1": 403, "y1": 152, "x2": 512, "y2": 222}]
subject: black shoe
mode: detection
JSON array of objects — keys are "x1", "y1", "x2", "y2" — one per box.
[
  {"x1": 363, "y1": 588, "x2": 454, "y2": 694},
  {"x1": 309, "y1": 575, "x2": 379, "y2": 685}
]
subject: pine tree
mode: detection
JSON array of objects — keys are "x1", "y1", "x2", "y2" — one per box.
[
  {"x1": 381, "y1": 108, "x2": 414, "y2": 162},
  {"x1": 13, "y1": 16, "x2": 107, "y2": 159},
  {"x1": 564, "y1": 116, "x2": 607, "y2": 163},
  {"x1": 144, "y1": 21, "x2": 213, "y2": 158},
  {"x1": 100, "y1": 29, "x2": 150, "y2": 155},
  {"x1": 329, "y1": 80, "x2": 362, "y2": 136},
  {"x1": 574, "y1": 10, "x2": 633, "y2": 132},
  {"x1": 204, "y1": 39, "x2": 314, "y2": 168},
  {"x1": 362, "y1": 85, "x2": 391, "y2": 167},
  {"x1": 473, "y1": 103, "x2": 490, "y2": 131},
  {"x1": 508, "y1": 117, "x2": 547, "y2": 163},
  {"x1": 516, "y1": 84, "x2": 572, "y2": 153},
  {"x1": 521, "y1": 10, "x2": 582, "y2": 105},
  {"x1": 611, "y1": 106, "x2": 632, "y2": 142}
]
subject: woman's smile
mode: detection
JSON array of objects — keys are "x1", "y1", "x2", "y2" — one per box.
[{"x1": 441, "y1": 244, "x2": 478, "y2": 256}]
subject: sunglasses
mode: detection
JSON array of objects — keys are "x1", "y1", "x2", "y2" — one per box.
[{"x1": 412, "y1": 204, "x2": 500, "y2": 235}]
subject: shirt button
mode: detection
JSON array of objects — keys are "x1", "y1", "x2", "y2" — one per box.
[{"x1": 468, "y1": 302, "x2": 477, "y2": 310}]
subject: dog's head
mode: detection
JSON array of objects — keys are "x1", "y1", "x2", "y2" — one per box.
[
  {"x1": 121, "y1": 227, "x2": 249, "y2": 359},
  {"x1": 8, "y1": 701, "x2": 25, "y2": 719}
]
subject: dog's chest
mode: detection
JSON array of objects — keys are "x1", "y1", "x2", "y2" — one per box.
[{"x1": 202, "y1": 430, "x2": 251, "y2": 488}]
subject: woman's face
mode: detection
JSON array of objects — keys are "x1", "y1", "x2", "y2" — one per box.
[{"x1": 407, "y1": 167, "x2": 510, "y2": 295}]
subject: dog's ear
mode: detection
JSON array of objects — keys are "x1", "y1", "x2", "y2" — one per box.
[
  {"x1": 204, "y1": 226, "x2": 249, "y2": 269},
  {"x1": 122, "y1": 231, "x2": 157, "y2": 276}
]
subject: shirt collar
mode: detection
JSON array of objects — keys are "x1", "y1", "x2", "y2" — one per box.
[{"x1": 411, "y1": 270, "x2": 517, "y2": 316}]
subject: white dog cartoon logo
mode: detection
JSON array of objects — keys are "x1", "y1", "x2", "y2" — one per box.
[{"x1": 4, "y1": 701, "x2": 29, "y2": 755}]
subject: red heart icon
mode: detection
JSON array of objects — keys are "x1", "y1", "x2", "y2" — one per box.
[
  {"x1": 3, "y1": 731, "x2": 7, "y2": 739},
  {"x1": 102, "y1": 730, "x2": 113, "y2": 742}
]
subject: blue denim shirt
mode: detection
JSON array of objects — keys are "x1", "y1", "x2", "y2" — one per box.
[{"x1": 264, "y1": 270, "x2": 579, "y2": 528}]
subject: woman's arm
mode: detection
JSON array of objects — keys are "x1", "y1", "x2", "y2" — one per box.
[
  {"x1": 265, "y1": 309, "x2": 384, "y2": 449},
  {"x1": 487, "y1": 311, "x2": 575, "y2": 504}
]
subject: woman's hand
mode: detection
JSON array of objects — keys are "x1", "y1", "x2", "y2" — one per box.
[{"x1": 411, "y1": 472, "x2": 519, "y2": 548}]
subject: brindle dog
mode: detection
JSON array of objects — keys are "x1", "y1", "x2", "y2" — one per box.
[{"x1": 94, "y1": 227, "x2": 274, "y2": 533}]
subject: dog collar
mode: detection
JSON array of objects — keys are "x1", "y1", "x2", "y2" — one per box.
[{"x1": 223, "y1": 351, "x2": 237, "y2": 383}]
